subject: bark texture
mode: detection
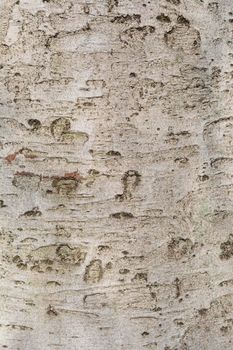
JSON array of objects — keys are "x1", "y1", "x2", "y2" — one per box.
[{"x1": 0, "y1": 0, "x2": 233, "y2": 349}]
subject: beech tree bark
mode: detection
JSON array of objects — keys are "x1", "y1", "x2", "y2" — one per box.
[{"x1": 1, "y1": 0, "x2": 233, "y2": 349}]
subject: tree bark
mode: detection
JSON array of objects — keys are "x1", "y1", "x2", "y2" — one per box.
[{"x1": 1, "y1": 0, "x2": 233, "y2": 349}]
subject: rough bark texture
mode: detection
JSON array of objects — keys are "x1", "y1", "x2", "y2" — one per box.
[{"x1": 0, "y1": 0, "x2": 233, "y2": 349}]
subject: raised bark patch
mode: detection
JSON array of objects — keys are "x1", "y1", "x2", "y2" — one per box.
[
  {"x1": 220, "y1": 236, "x2": 233, "y2": 260},
  {"x1": 84, "y1": 259, "x2": 103, "y2": 283},
  {"x1": 167, "y1": 237, "x2": 194, "y2": 260}
]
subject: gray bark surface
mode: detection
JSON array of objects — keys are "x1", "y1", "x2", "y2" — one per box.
[{"x1": 0, "y1": 0, "x2": 233, "y2": 349}]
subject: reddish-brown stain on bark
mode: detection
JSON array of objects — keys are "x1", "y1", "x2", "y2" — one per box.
[{"x1": 5, "y1": 152, "x2": 17, "y2": 163}]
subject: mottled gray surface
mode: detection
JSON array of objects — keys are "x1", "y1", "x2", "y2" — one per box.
[{"x1": 1, "y1": 0, "x2": 233, "y2": 349}]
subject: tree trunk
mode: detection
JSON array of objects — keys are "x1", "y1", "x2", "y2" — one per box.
[{"x1": 1, "y1": 0, "x2": 232, "y2": 349}]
